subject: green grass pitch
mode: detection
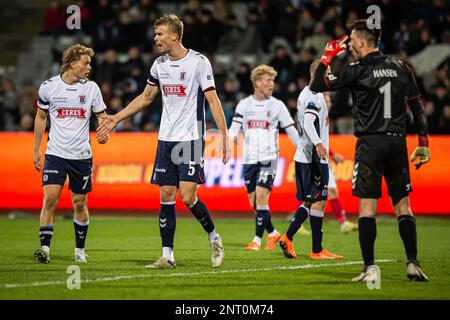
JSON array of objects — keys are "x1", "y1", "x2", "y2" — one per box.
[{"x1": 0, "y1": 215, "x2": 449, "y2": 299}]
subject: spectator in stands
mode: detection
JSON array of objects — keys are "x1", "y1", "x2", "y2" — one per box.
[
  {"x1": 95, "y1": 16, "x2": 122, "y2": 52},
  {"x1": 217, "y1": 14, "x2": 244, "y2": 55},
  {"x1": 142, "y1": 9, "x2": 160, "y2": 52},
  {"x1": 19, "y1": 114, "x2": 34, "y2": 132},
  {"x1": 269, "y1": 46, "x2": 293, "y2": 86},
  {"x1": 182, "y1": 10, "x2": 202, "y2": 52},
  {"x1": 236, "y1": 62, "x2": 253, "y2": 96},
  {"x1": 42, "y1": 0, "x2": 66, "y2": 36},
  {"x1": 100, "y1": 82, "x2": 114, "y2": 107},
  {"x1": 237, "y1": 6, "x2": 263, "y2": 55},
  {"x1": 198, "y1": 9, "x2": 223, "y2": 54},
  {"x1": 95, "y1": 49, "x2": 121, "y2": 85},
  {"x1": 220, "y1": 78, "x2": 240, "y2": 112},
  {"x1": 303, "y1": 22, "x2": 330, "y2": 58},
  {"x1": 275, "y1": 1, "x2": 298, "y2": 43},
  {"x1": 427, "y1": 84, "x2": 449, "y2": 133},
  {"x1": 121, "y1": 47, "x2": 145, "y2": 77},
  {"x1": 393, "y1": 22, "x2": 410, "y2": 53},
  {"x1": 293, "y1": 48, "x2": 314, "y2": 81},
  {"x1": 94, "y1": 0, "x2": 116, "y2": 25},
  {"x1": 0, "y1": 79, "x2": 20, "y2": 131},
  {"x1": 117, "y1": 0, "x2": 143, "y2": 50},
  {"x1": 438, "y1": 104, "x2": 450, "y2": 134},
  {"x1": 19, "y1": 81, "x2": 38, "y2": 120}
]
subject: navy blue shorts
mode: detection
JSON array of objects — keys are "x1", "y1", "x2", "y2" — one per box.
[
  {"x1": 151, "y1": 140, "x2": 205, "y2": 186},
  {"x1": 243, "y1": 159, "x2": 278, "y2": 193},
  {"x1": 295, "y1": 161, "x2": 329, "y2": 202},
  {"x1": 42, "y1": 154, "x2": 92, "y2": 194}
]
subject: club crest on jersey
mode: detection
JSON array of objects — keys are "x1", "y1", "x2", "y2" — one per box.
[
  {"x1": 79, "y1": 95, "x2": 86, "y2": 104},
  {"x1": 162, "y1": 84, "x2": 187, "y2": 96},
  {"x1": 180, "y1": 71, "x2": 186, "y2": 80},
  {"x1": 56, "y1": 108, "x2": 86, "y2": 119}
]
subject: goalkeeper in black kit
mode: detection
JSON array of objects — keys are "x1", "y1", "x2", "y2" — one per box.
[{"x1": 310, "y1": 19, "x2": 430, "y2": 282}]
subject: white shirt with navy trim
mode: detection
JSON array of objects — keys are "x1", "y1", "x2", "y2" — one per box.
[
  {"x1": 147, "y1": 49, "x2": 215, "y2": 142},
  {"x1": 37, "y1": 75, "x2": 106, "y2": 160},
  {"x1": 294, "y1": 86, "x2": 329, "y2": 164},
  {"x1": 232, "y1": 95, "x2": 295, "y2": 164}
]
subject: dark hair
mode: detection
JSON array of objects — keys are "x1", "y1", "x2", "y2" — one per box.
[{"x1": 348, "y1": 19, "x2": 381, "y2": 48}]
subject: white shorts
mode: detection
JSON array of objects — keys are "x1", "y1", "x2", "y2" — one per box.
[{"x1": 328, "y1": 166, "x2": 337, "y2": 189}]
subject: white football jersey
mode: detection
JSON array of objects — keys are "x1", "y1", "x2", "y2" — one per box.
[
  {"x1": 294, "y1": 86, "x2": 329, "y2": 164},
  {"x1": 232, "y1": 96, "x2": 295, "y2": 164},
  {"x1": 147, "y1": 49, "x2": 215, "y2": 142},
  {"x1": 37, "y1": 75, "x2": 106, "y2": 160}
]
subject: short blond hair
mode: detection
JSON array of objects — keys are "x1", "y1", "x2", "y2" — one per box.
[
  {"x1": 61, "y1": 44, "x2": 94, "y2": 74},
  {"x1": 154, "y1": 14, "x2": 184, "y2": 40},
  {"x1": 250, "y1": 64, "x2": 278, "y2": 87}
]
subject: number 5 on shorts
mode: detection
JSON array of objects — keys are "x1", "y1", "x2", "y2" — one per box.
[
  {"x1": 188, "y1": 161, "x2": 196, "y2": 176},
  {"x1": 82, "y1": 176, "x2": 90, "y2": 190}
]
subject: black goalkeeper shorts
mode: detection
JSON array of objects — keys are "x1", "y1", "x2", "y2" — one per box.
[{"x1": 352, "y1": 134, "x2": 412, "y2": 201}]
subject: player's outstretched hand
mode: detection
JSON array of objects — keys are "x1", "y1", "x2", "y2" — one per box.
[
  {"x1": 97, "y1": 115, "x2": 118, "y2": 143},
  {"x1": 316, "y1": 143, "x2": 328, "y2": 161},
  {"x1": 320, "y1": 35, "x2": 348, "y2": 66},
  {"x1": 33, "y1": 150, "x2": 42, "y2": 172},
  {"x1": 410, "y1": 146, "x2": 430, "y2": 169}
]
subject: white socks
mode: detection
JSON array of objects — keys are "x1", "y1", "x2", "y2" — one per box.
[{"x1": 162, "y1": 247, "x2": 174, "y2": 262}]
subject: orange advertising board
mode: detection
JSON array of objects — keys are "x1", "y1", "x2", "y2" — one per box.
[{"x1": 0, "y1": 132, "x2": 449, "y2": 214}]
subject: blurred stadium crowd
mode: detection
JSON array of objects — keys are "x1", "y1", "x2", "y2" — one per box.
[{"x1": 1, "y1": 0, "x2": 449, "y2": 134}]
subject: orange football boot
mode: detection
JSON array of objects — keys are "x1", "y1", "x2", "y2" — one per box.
[
  {"x1": 279, "y1": 234, "x2": 298, "y2": 259},
  {"x1": 265, "y1": 231, "x2": 281, "y2": 250},
  {"x1": 310, "y1": 249, "x2": 343, "y2": 260},
  {"x1": 245, "y1": 241, "x2": 261, "y2": 251}
]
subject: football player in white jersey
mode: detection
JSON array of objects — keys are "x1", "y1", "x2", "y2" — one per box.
[
  {"x1": 96, "y1": 14, "x2": 228, "y2": 269},
  {"x1": 33, "y1": 44, "x2": 108, "y2": 264},
  {"x1": 323, "y1": 92, "x2": 358, "y2": 233},
  {"x1": 279, "y1": 60, "x2": 343, "y2": 260},
  {"x1": 228, "y1": 65, "x2": 300, "y2": 251}
]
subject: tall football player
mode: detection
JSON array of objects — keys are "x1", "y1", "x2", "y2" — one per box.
[{"x1": 96, "y1": 14, "x2": 228, "y2": 269}]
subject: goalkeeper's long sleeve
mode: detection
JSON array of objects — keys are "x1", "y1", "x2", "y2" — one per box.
[{"x1": 408, "y1": 97, "x2": 429, "y2": 146}]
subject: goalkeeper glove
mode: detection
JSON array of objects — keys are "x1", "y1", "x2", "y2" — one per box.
[
  {"x1": 320, "y1": 35, "x2": 348, "y2": 66},
  {"x1": 410, "y1": 136, "x2": 430, "y2": 169}
]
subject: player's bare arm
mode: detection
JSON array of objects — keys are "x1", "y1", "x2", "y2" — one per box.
[
  {"x1": 96, "y1": 84, "x2": 160, "y2": 141},
  {"x1": 95, "y1": 111, "x2": 109, "y2": 144},
  {"x1": 33, "y1": 108, "x2": 48, "y2": 171},
  {"x1": 205, "y1": 89, "x2": 229, "y2": 164}
]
